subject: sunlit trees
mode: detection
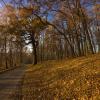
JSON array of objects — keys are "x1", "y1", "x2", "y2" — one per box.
[
  {"x1": 0, "y1": 4, "x2": 24, "y2": 68},
  {"x1": 36, "y1": 0, "x2": 98, "y2": 56},
  {"x1": 16, "y1": 13, "x2": 47, "y2": 64},
  {"x1": 0, "y1": 0, "x2": 99, "y2": 67}
]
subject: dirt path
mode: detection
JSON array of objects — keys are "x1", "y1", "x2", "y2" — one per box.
[{"x1": 0, "y1": 66, "x2": 27, "y2": 100}]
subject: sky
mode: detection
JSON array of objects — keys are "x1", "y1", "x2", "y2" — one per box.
[{"x1": 0, "y1": 0, "x2": 9, "y2": 7}]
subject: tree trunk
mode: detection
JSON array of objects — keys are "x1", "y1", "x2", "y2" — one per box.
[
  {"x1": 33, "y1": 44, "x2": 37, "y2": 65},
  {"x1": 31, "y1": 33, "x2": 37, "y2": 65},
  {"x1": 4, "y1": 36, "x2": 8, "y2": 69}
]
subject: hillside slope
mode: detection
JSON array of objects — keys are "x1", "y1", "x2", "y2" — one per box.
[{"x1": 22, "y1": 54, "x2": 100, "y2": 100}]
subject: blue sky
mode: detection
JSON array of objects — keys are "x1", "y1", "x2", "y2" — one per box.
[{"x1": 0, "y1": 3, "x2": 2, "y2": 8}]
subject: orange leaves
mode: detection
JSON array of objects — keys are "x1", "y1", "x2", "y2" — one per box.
[
  {"x1": 67, "y1": 18, "x2": 74, "y2": 29},
  {"x1": 22, "y1": 53, "x2": 100, "y2": 99},
  {"x1": 0, "y1": 4, "x2": 17, "y2": 25},
  {"x1": 18, "y1": 7, "x2": 33, "y2": 17},
  {"x1": 3, "y1": 4, "x2": 15, "y2": 17},
  {"x1": 18, "y1": 5, "x2": 39, "y2": 18},
  {"x1": 93, "y1": 4, "x2": 100, "y2": 19},
  {"x1": 31, "y1": 18, "x2": 46, "y2": 31}
]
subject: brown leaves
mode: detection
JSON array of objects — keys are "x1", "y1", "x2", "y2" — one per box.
[
  {"x1": 22, "y1": 53, "x2": 100, "y2": 99},
  {"x1": 18, "y1": 7, "x2": 33, "y2": 17},
  {"x1": 3, "y1": 4, "x2": 15, "y2": 17},
  {"x1": 93, "y1": 4, "x2": 100, "y2": 19}
]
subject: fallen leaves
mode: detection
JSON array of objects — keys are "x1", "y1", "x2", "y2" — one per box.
[{"x1": 22, "y1": 53, "x2": 100, "y2": 100}]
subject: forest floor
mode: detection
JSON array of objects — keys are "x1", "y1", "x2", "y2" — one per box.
[{"x1": 22, "y1": 53, "x2": 100, "y2": 100}]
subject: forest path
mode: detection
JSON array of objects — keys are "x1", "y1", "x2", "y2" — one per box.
[{"x1": 0, "y1": 66, "x2": 27, "y2": 100}]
